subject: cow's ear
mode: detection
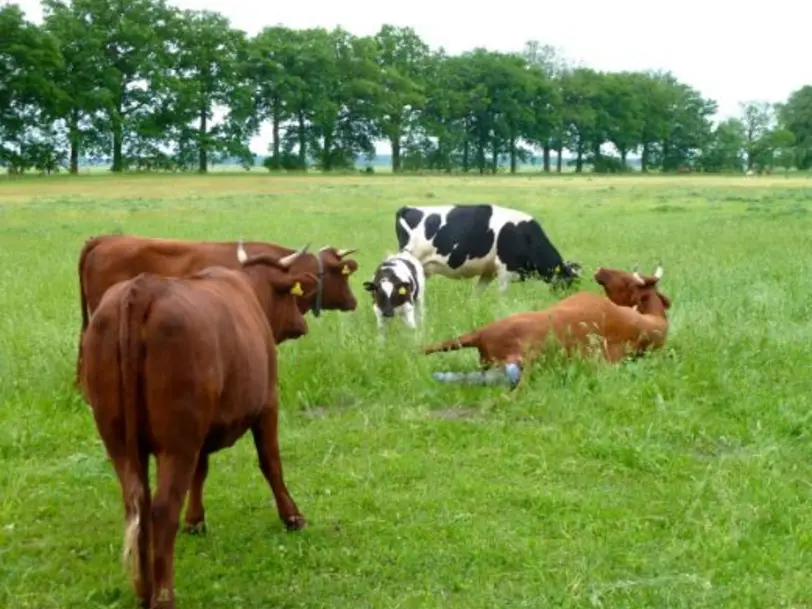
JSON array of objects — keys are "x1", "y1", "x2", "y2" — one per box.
[{"x1": 363, "y1": 281, "x2": 376, "y2": 292}]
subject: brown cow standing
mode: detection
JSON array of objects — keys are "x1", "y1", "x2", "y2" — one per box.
[
  {"x1": 424, "y1": 265, "x2": 671, "y2": 389},
  {"x1": 79, "y1": 247, "x2": 317, "y2": 609},
  {"x1": 75, "y1": 234, "x2": 360, "y2": 385}
]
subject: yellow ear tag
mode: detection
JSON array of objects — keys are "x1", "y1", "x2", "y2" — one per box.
[
  {"x1": 341, "y1": 265, "x2": 351, "y2": 275},
  {"x1": 554, "y1": 265, "x2": 561, "y2": 273},
  {"x1": 398, "y1": 286, "x2": 407, "y2": 295},
  {"x1": 290, "y1": 282, "x2": 303, "y2": 296}
]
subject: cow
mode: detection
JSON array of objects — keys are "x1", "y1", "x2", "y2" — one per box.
[
  {"x1": 394, "y1": 203, "x2": 582, "y2": 294},
  {"x1": 362, "y1": 250, "x2": 426, "y2": 330},
  {"x1": 75, "y1": 233, "x2": 360, "y2": 385},
  {"x1": 423, "y1": 264, "x2": 670, "y2": 390},
  {"x1": 78, "y1": 246, "x2": 317, "y2": 609}
]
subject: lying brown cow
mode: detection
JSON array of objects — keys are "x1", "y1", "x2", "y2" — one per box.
[
  {"x1": 424, "y1": 264, "x2": 671, "y2": 389},
  {"x1": 75, "y1": 233, "x2": 359, "y2": 385},
  {"x1": 79, "y1": 248, "x2": 317, "y2": 609}
]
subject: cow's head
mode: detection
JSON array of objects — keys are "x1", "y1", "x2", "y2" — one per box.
[
  {"x1": 593, "y1": 264, "x2": 671, "y2": 316},
  {"x1": 363, "y1": 265, "x2": 413, "y2": 319},
  {"x1": 241, "y1": 244, "x2": 320, "y2": 343},
  {"x1": 303, "y1": 247, "x2": 360, "y2": 316},
  {"x1": 549, "y1": 259, "x2": 583, "y2": 290}
]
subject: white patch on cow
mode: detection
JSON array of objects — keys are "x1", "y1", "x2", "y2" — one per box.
[
  {"x1": 381, "y1": 279, "x2": 393, "y2": 298},
  {"x1": 397, "y1": 204, "x2": 541, "y2": 285}
]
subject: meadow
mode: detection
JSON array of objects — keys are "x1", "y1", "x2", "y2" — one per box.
[{"x1": 1, "y1": 171, "x2": 811, "y2": 609}]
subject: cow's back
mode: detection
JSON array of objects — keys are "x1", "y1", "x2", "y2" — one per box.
[{"x1": 82, "y1": 236, "x2": 248, "y2": 314}]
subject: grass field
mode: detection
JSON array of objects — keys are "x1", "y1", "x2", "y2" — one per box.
[{"x1": 1, "y1": 172, "x2": 811, "y2": 608}]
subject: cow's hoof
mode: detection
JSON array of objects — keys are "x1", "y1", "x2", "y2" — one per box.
[
  {"x1": 505, "y1": 363, "x2": 522, "y2": 389},
  {"x1": 183, "y1": 521, "x2": 206, "y2": 535},
  {"x1": 283, "y1": 514, "x2": 307, "y2": 531}
]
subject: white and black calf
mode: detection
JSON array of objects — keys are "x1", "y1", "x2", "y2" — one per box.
[
  {"x1": 395, "y1": 203, "x2": 581, "y2": 293},
  {"x1": 363, "y1": 251, "x2": 426, "y2": 330}
]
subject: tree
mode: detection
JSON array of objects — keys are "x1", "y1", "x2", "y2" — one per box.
[
  {"x1": 162, "y1": 9, "x2": 249, "y2": 172},
  {"x1": 777, "y1": 86, "x2": 812, "y2": 170},
  {"x1": 697, "y1": 118, "x2": 745, "y2": 173},
  {"x1": 739, "y1": 101, "x2": 775, "y2": 172},
  {"x1": 0, "y1": 4, "x2": 63, "y2": 172},
  {"x1": 371, "y1": 25, "x2": 429, "y2": 173}
]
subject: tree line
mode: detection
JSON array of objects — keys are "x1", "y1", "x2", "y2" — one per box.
[{"x1": 2, "y1": 0, "x2": 811, "y2": 176}]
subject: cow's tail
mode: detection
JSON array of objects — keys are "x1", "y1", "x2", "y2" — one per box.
[
  {"x1": 118, "y1": 279, "x2": 153, "y2": 592},
  {"x1": 75, "y1": 235, "x2": 108, "y2": 387},
  {"x1": 422, "y1": 331, "x2": 480, "y2": 355}
]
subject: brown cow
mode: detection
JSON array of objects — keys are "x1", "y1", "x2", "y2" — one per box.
[
  {"x1": 423, "y1": 264, "x2": 671, "y2": 389},
  {"x1": 79, "y1": 248, "x2": 317, "y2": 609},
  {"x1": 75, "y1": 234, "x2": 359, "y2": 384}
]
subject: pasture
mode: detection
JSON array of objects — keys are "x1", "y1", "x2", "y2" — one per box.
[{"x1": 1, "y1": 172, "x2": 811, "y2": 608}]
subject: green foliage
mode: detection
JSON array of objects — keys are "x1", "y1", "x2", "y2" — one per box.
[
  {"x1": 1, "y1": 1, "x2": 811, "y2": 174},
  {"x1": 2, "y1": 173, "x2": 812, "y2": 607}
]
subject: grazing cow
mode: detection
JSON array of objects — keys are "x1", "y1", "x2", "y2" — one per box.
[
  {"x1": 394, "y1": 203, "x2": 582, "y2": 293},
  {"x1": 79, "y1": 247, "x2": 316, "y2": 609},
  {"x1": 362, "y1": 250, "x2": 426, "y2": 330},
  {"x1": 75, "y1": 234, "x2": 359, "y2": 385},
  {"x1": 423, "y1": 264, "x2": 670, "y2": 390}
]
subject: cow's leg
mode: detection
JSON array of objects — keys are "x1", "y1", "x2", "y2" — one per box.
[
  {"x1": 251, "y1": 392, "x2": 306, "y2": 531},
  {"x1": 182, "y1": 452, "x2": 209, "y2": 534},
  {"x1": 401, "y1": 302, "x2": 417, "y2": 329},
  {"x1": 474, "y1": 275, "x2": 494, "y2": 294},
  {"x1": 495, "y1": 262, "x2": 514, "y2": 293},
  {"x1": 150, "y1": 452, "x2": 198, "y2": 609}
]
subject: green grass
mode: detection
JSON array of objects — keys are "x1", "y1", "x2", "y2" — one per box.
[{"x1": 2, "y1": 173, "x2": 812, "y2": 608}]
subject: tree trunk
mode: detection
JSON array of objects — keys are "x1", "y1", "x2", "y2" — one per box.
[
  {"x1": 69, "y1": 109, "x2": 79, "y2": 174},
  {"x1": 575, "y1": 142, "x2": 584, "y2": 173},
  {"x1": 297, "y1": 111, "x2": 306, "y2": 170},
  {"x1": 542, "y1": 144, "x2": 550, "y2": 172},
  {"x1": 272, "y1": 96, "x2": 281, "y2": 162},
  {"x1": 198, "y1": 107, "x2": 208, "y2": 173},
  {"x1": 556, "y1": 147, "x2": 563, "y2": 173},
  {"x1": 112, "y1": 127, "x2": 123, "y2": 172},
  {"x1": 390, "y1": 136, "x2": 401, "y2": 173},
  {"x1": 641, "y1": 143, "x2": 650, "y2": 172}
]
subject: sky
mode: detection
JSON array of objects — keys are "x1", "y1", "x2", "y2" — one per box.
[{"x1": 14, "y1": 0, "x2": 812, "y2": 155}]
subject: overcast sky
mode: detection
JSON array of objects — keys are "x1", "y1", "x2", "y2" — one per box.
[{"x1": 16, "y1": 0, "x2": 812, "y2": 155}]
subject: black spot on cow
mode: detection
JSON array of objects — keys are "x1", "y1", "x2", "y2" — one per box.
[
  {"x1": 395, "y1": 207, "x2": 424, "y2": 249},
  {"x1": 496, "y1": 220, "x2": 569, "y2": 283},
  {"x1": 432, "y1": 205, "x2": 495, "y2": 269},
  {"x1": 424, "y1": 214, "x2": 442, "y2": 240}
]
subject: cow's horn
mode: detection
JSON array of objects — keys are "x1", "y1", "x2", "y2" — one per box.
[
  {"x1": 632, "y1": 271, "x2": 646, "y2": 286},
  {"x1": 653, "y1": 263, "x2": 664, "y2": 280},
  {"x1": 237, "y1": 238, "x2": 248, "y2": 263},
  {"x1": 278, "y1": 242, "x2": 310, "y2": 268},
  {"x1": 336, "y1": 247, "x2": 358, "y2": 259}
]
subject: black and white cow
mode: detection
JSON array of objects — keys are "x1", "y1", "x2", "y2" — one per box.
[
  {"x1": 363, "y1": 250, "x2": 426, "y2": 330},
  {"x1": 394, "y1": 203, "x2": 581, "y2": 293}
]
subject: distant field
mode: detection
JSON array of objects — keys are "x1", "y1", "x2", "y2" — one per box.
[{"x1": 1, "y1": 173, "x2": 811, "y2": 608}]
